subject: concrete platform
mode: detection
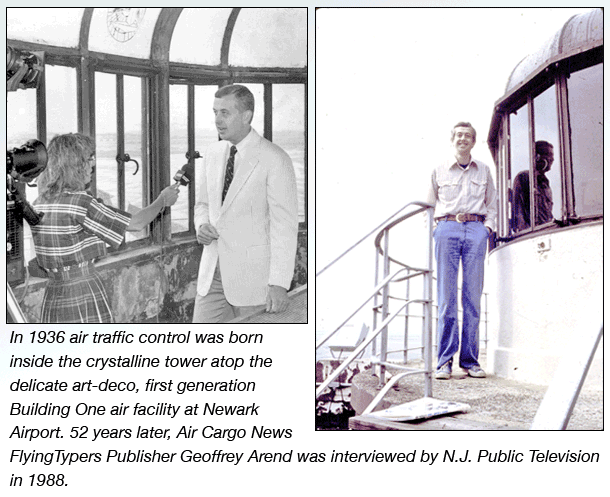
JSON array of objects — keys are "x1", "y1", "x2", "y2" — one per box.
[{"x1": 349, "y1": 354, "x2": 603, "y2": 430}]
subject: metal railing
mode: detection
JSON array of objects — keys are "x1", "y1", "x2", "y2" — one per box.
[{"x1": 316, "y1": 202, "x2": 435, "y2": 400}]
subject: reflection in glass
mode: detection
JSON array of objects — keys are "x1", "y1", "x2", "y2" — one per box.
[
  {"x1": 532, "y1": 85, "x2": 561, "y2": 226},
  {"x1": 568, "y1": 63, "x2": 603, "y2": 218},
  {"x1": 509, "y1": 106, "x2": 530, "y2": 233}
]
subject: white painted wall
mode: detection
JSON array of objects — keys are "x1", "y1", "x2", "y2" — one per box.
[{"x1": 487, "y1": 222, "x2": 602, "y2": 391}]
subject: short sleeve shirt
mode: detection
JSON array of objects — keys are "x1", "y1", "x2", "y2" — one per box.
[{"x1": 32, "y1": 192, "x2": 131, "y2": 270}]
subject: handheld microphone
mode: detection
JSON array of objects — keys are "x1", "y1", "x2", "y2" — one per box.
[{"x1": 173, "y1": 163, "x2": 194, "y2": 187}]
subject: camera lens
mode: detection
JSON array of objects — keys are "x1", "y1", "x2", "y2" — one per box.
[{"x1": 6, "y1": 47, "x2": 42, "y2": 86}]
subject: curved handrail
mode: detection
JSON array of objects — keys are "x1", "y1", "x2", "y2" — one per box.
[
  {"x1": 316, "y1": 201, "x2": 433, "y2": 277},
  {"x1": 316, "y1": 297, "x2": 431, "y2": 399},
  {"x1": 316, "y1": 202, "x2": 435, "y2": 403},
  {"x1": 315, "y1": 266, "x2": 409, "y2": 350}
]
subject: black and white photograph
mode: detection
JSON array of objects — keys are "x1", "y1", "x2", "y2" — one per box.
[{"x1": 6, "y1": 8, "x2": 307, "y2": 325}]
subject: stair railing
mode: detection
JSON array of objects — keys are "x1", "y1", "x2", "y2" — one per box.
[{"x1": 316, "y1": 201, "x2": 435, "y2": 400}]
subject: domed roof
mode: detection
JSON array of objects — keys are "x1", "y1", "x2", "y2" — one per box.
[
  {"x1": 504, "y1": 8, "x2": 602, "y2": 96},
  {"x1": 7, "y1": 8, "x2": 306, "y2": 69}
]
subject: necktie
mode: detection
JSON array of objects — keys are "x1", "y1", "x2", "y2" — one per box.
[{"x1": 222, "y1": 145, "x2": 237, "y2": 203}]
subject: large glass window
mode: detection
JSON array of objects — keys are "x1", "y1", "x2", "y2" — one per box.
[
  {"x1": 247, "y1": 84, "x2": 265, "y2": 136},
  {"x1": 273, "y1": 84, "x2": 305, "y2": 222},
  {"x1": 95, "y1": 72, "x2": 119, "y2": 207},
  {"x1": 95, "y1": 72, "x2": 149, "y2": 243},
  {"x1": 532, "y1": 85, "x2": 561, "y2": 226},
  {"x1": 123, "y1": 75, "x2": 148, "y2": 242},
  {"x1": 7, "y1": 84, "x2": 38, "y2": 264},
  {"x1": 195, "y1": 86, "x2": 219, "y2": 146},
  {"x1": 46, "y1": 65, "x2": 78, "y2": 137},
  {"x1": 509, "y1": 105, "x2": 530, "y2": 234},
  {"x1": 169, "y1": 84, "x2": 190, "y2": 235},
  {"x1": 568, "y1": 63, "x2": 603, "y2": 218}
]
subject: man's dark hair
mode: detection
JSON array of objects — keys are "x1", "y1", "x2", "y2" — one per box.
[
  {"x1": 535, "y1": 140, "x2": 553, "y2": 155},
  {"x1": 451, "y1": 121, "x2": 477, "y2": 143},
  {"x1": 215, "y1": 84, "x2": 255, "y2": 116}
]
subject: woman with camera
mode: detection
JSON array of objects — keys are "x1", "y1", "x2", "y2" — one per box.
[{"x1": 30, "y1": 133, "x2": 179, "y2": 323}]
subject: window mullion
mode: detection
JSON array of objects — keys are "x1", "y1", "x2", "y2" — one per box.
[
  {"x1": 526, "y1": 96, "x2": 536, "y2": 231},
  {"x1": 556, "y1": 73, "x2": 575, "y2": 221},
  {"x1": 116, "y1": 74, "x2": 126, "y2": 212}
]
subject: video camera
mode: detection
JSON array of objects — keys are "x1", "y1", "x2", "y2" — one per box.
[
  {"x1": 7, "y1": 139, "x2": 47, "y2": 228},
  {"x1": 7, "y1": 139, "x2": 47, "y2": 286},
  {"x1": 7, "y1": 139, "x2": 48, "y2": 184},
  {"x1": 7, "y1": 46, "x2": 44, "y2": 91}
]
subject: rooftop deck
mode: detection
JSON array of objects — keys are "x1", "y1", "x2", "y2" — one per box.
[{"x1": 347, "y1": 353, "x2": 602, "y2": 430}]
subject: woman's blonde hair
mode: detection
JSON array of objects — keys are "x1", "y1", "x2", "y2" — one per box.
[{"x1": 38, "y1": 133, "x2": 95, "y2": 201}]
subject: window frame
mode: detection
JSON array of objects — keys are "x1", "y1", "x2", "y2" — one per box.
[
  {"x1": 169, "y1": 75, "x2": 308, "y2": 228},
  {"x1": 494, "y1": 54, "x2": 602, "y2": 243},
  {"x1": 91, "y1": 62, "x2": 157, "y2": 250},
  {"x1": 7, "y1": 38, "x2": 307, "y2": 251}
]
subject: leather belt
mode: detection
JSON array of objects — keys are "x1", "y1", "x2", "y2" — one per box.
[{"x1": 436, "y1": 213, "x2": 485, "y2": 223}]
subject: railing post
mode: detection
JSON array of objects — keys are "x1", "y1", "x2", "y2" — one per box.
[
  {"x1": 422, "y1": 207, "x2": 434, "y2": 397},
  {"x1": 403, "y1": 268, "x2": 410, "y2": 363},
  {"x1": 372, "y1": 248, "x2": 379, "y2": 357},
  {"x1": 379, "y1": 229, "x2": 390, "y2": 386}
]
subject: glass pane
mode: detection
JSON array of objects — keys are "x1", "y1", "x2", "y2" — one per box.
[
  {"x1": 191, "y1": 85, "x2": 221, "y2": 236},
  {"x1": 46, "y1": 65, "x2": 78, "y2": 137},
  {"x1": 230, "y1": 8, "x2": 307, "y2": 68},
  {"x1": 7, "y1": 89, "x2": 38, "y2": 202},
  {"x1": 509, "y1": 105, "x2": 531, "y2": 234},
  {"x1": 568, "y1": 63, "x2": 603, "y2": 217},
  {"x1": 95, "y1": 72, "x2": 119, "y2": 207},
  {"x1": 532, "y1": 85, "x2": 561, "y2": 226},
  {"x1": 7, "y1": 89, "x2": 38, "y2": 264},
  {"x1": 247, "y1": 84, "x2": 265, "y2": 137},
  {"x1": 195, "y1": 86, "x2": 219, "y2": 146},
  {"x1": 170, "y1": 8, "x2": 231, "y2": 65},
  {"x1": 89, "y1": 8, "x2": 162, "y2": 59},
  {"x1": 7, "y1": 8, "x2": 84, "y2": 48},
  {"x1": 272, "y1": 84, "x2": 305, "y2": 222},
  {"x1": 124, "y1": 76, "x2": 147, "y2": 242},
  {"x1": 170, "y1": 85, "x2": 190, "y2": 234}
]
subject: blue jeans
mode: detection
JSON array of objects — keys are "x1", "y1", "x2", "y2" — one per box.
[{"x1": 434, "y1": 221, "x2": 488, "y2": 370}]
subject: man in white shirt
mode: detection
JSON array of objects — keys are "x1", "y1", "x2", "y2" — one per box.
[
  {"x1": 426, "y1": 122, "x2": 497, "y2": 379},
  {"x1": 193, "y1": 85, "x2": 298, "y2": 323}
]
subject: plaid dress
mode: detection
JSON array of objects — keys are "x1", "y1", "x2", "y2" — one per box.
[{"x1": 31, "y1": 192, "x2": 131, "y2": 323}]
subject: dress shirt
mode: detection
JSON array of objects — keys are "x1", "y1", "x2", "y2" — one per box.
[
  {"x1": 229, "y1": 127, "x2": 256, "y2": 174},
  {"x1": 426, "y1": 158, "x2": 497, "y2": 232}
]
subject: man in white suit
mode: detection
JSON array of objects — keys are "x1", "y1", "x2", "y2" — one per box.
[{"x1": 193, "y1": 84, "x2": 298, "y2": 323}]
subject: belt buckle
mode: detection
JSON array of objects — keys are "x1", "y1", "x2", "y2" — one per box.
[{"x1": 456, "y1": 213, "x2": 466, "y2": 223}]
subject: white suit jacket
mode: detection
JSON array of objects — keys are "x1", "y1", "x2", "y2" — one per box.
[{"x1": 194, "y1": 129, "x2": 298, "y2": 306}]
